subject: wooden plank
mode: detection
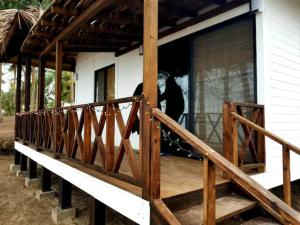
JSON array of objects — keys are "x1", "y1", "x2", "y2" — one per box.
[
  {"x1": 68, "y1": 110, "x2": 75, "y2": 157},
  {"x1": 105, "y1": 104, "x2": 115, "y2": 171},
  {"x1": 203, "y1": 158, "x2": 216, "y2": 225},
  {"x1": 39, "y1": 0, "x2": 116, "y2": 56},
  {"x1": 142, "y1": 0, "x2": 158, "y2": 200},
  {"x1": 282, "y1": 146, "x2": 291, "y2": 206},
  {"x1": 256, "y1": 108, "x2": 266, "y2": 172},
  {"x1": 223, "y1": 103, "x2": 231, "y2": 162}
]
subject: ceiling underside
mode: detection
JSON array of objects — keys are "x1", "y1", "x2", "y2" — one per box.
[{"x1": 22, "y1": 0, "x2": 249, "y2": 64}]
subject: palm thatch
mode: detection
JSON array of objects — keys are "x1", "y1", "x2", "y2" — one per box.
[{"x1": 0, "y1": 7, "x2": 41, "y2": 58}]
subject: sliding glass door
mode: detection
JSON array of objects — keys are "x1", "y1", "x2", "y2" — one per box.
[{"x1": 191, "y1": 17, "x2": 255, "y2": 153}]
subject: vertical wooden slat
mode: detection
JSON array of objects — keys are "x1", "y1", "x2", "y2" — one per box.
[
  {"x1": 142, "y1": 0, "x2": 158, "y2": 200},
  {"x1": 84, "y1": 107, "x2": 92, "y2": 163},
  {"x1": 105, "y1": 104, "x2": 115, "y2": 171},
  {"x1": 68, "y1": 109, "x2": 75, "y2": 157},
  {"x1": 232, "y1": 116, "x2": 239, "y2": 166},
  {"x1": 257, "y1": 107, "x2": 266, "y2": 172},
  {"x1": 283, "y1": 145, "x2": 291, "y2": 206},
  {"x1": 203, "y1": 157, "x2": 216, "y2": 225}
]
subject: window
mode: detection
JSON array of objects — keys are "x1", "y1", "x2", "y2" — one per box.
[
  {"x1": 94, "y1": 65, "x2": 115, "y2": 102},
  {"x1": 191, "y1": 16, "x2": 255, "y2": 153}
]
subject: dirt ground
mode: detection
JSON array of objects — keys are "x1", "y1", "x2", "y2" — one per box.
[
  {"x1": 0, "y1": 154, "x2": 136, "y2": 225},
  {"x1": 0, "y1": 116, "x2": 14, "y2": 151}
]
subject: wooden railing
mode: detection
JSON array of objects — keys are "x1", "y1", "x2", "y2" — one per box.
[
  {"x1": 223, "y1": 102, "x2": 265, "y2": 172},
  {"x1": 15, "y1": 96, "x2": 143, "y2": 183},
  {"x1": 231, "y1": 111, "x2": 300, "y2": 207},
  {"x1": 152, "y1": 108, "x2": 300, "y2": 225}
]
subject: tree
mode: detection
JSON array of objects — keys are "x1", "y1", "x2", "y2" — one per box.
[{"x1": 0, "y1": 0, "x2": 51, "y2": 9}]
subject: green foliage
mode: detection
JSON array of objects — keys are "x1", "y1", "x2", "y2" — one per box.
[
  {"x1": 0, "y1": 0, "x2": 52, "y2": 10},
  {"x1": 1, "y1": 82, "x2": 15, "y2": 116},
  {"x1": 44, "y1": 69, "x2": 74, "y2": 109}
]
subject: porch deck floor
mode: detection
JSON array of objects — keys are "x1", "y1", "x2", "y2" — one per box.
[{"x1": 118, "y1": 155, "x2": 228, "y2": 199}]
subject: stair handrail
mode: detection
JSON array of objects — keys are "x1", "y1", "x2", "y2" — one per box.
[
  {"x1": 152, "y1": 108, "x2": 300, "y2": 225},
  {"x1": 231, "y1": 111, "x2": 300, "y2": 207},
  {"x1": 231, "y1": 112, "x2": 300, "y2": 154}
]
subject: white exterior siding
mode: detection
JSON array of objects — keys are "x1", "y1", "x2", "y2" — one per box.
[
  {"x1": 74, "y1": 1, "x2": 300, "y2": 189},
  {"x1": 252, "y1": 0, "x2": 300, "y2": 188}
]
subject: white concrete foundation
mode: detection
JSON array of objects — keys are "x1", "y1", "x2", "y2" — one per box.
[
  {"x1": 25, "y1": 178, "x2": 40, "y2": 188},
  {"x1": 10, "y1": 164, "x2": 20, "y2": 172},
  {"x1": 51, "y1": 207, "x2": 76, "y2": 224},
  {"x1": 35, "y1": 190, "x2": 56, "y2": 200}
]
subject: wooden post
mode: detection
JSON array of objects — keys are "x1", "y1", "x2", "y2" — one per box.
[
  {"x1": 20, "y1": 154, "x2": 28, "y2": 171},
  {"x1": 59, "y1": 178, "x2": 72, "y2": 209},
  {"x1": 282, "y1": 146, "x2": 291, "y2": 206},
  {"x1": 203, "y1": 157, "x2": 216, "y2": 225},
  {"x1": 142, "y1": 0, "x2": 159, "y2": 200},
  {"x1": 41, "y1": 167, "x2": 52, "y2": 192},
  {"x1": 29, "y1": 159, "x2": 37, "y2": 179},
  {"x1": 89, "y1": 197, "x2": 106, "y2": 225},
  {"x1": 223, "y1": 102, "x2": 238, "y2": 166},
  {"x1": 14, "y1": 54, "x2": 22, "y2": 164},
  {"x1": 257, "y1": 107, "x2": 265, "y2": 172},
  {"x1": 105, "y1": 104, "x2": 115, "y2": 171},
  {"x1": 36, "y1": 57, "x2": 46, "y2": 151},
  {"x1": 54, "y1": 42, "x2": 63, "y2": 152},
  {"x1": 24, "y1": 55, "x2": 31, "y2": 112},
  {"x1": 38, "y1": 57, "x2": 46, "y2": 110}
]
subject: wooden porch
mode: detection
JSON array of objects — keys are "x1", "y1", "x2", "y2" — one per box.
[{"x1": 9, "y1": 0, "x2": 300, "y2": 224}]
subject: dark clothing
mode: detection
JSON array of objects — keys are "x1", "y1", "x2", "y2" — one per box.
[{"x1": 132, "y1": 82, "x2": 161, "y2": 134}]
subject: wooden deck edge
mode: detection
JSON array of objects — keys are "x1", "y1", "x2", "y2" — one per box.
[{"x1": 15, "y1": 141, "x2": 150, "y2": 225}]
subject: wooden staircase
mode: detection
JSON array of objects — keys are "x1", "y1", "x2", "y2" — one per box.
[{"x1": 151, "y1": 107, "x2": 300, "y2": 224}]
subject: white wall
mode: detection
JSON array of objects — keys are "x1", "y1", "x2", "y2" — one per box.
[
  {"x1": 74, "y1": 4, "x2": 250, "y2": 150},
  {"x1": 252, "y1": 0, "x2": 300, "y2": 188}
]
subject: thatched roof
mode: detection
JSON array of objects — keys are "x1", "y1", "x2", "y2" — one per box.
[{"x1": 0, "y1": 7, "x2": 41, "y2": 61}]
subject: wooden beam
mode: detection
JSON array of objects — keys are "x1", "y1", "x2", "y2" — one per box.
[
  {"x1": 40, "y1": 0, "x2": 116, "y2": 57},
  {"x1": 142, "y1": 0, "x2": 158, "y2": 200},
  {"x1": 51, "y1": 6, "x2": 79, "y2": 17},
  {"x1": 29, "y1": 159, "x2": 37, "y2": 179},
  {"x1": 32, "y1": 30, "x2": 51, "y2": 37}
]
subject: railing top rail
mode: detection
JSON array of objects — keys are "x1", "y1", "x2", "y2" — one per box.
[
  {"x1": 15, "y1": 96, "x2": 143, "y2": 115},
  {"x1": 228, "y1": 102, "x2": 265, "y2": 108},
  {"x1": 152, "y1": 108, "x2": 300, "y2": 224},
  {"x1": 231, "y1": 112, "x2": 300, "y2": 155}
]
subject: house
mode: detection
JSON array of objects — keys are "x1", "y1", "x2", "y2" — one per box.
[{"x1": 6, "y1": 0, "x2": 300, "y2": 224}]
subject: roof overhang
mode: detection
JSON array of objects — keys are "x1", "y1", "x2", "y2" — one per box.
[{"x1": 21, "y1": 0, "x2": 250, "y2": 61}]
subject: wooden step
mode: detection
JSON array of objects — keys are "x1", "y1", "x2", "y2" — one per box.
[
  {"x1": 174, "y1": 194, "x2": 256, "y2": 225},
  {"x1": 241, "y1": 217, "x2": 280, "y2": 225}
]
